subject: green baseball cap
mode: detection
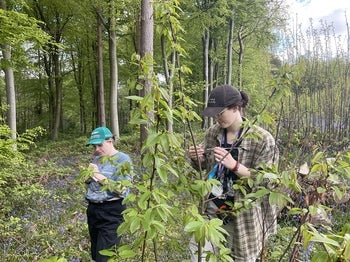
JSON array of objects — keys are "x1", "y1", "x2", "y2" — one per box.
[{"x1": 86, "y1": 127, "x2": 113, "y2": 145}]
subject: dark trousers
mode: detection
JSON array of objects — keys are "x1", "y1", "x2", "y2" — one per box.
[{"x1": 87, "y1": 199, "x2": 125, "y2": 262}]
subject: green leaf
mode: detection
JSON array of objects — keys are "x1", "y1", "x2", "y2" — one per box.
[
  {"x1": 317, "y1": 187, "x2": 326, "y2": 193},
  {"x1": 125, "y1": 95, "x2": 143, "y2": 101},
  {"x1": 311, "y1": 251, "x2": 330, "y2": 262},
  {"x1": 246, "y1": 188, "x2": 269, "y2": 199},
  {"x1": 156, "y1": 165, "x2": 168, "y2": 183},
  {"x1": 151, "y1": 220, "x2": 165, "y2": 234},
  {"x1": 343, "y1": 234, "x2": 350, "y2": 259},
  {"x1": 331, "y1": 186, "x2": 344, "y2": 201},
  {"x1": 130, "y1": 217, "x2": 141, "y2": 234},
  {"x1": 269, "y1": 191, "x2": 286, "y2": 208},
  {"x1": 119, "y1": 249, "x2": 137, "y2": 259},
  {"x1": 309, "y1": 234, "x2": 340, "y2": 247},
  {"x1": 184, "y1": 221, "x2": 202, "y2": 233},
  {"x1": 309, "y1": 205, "x2": 318, "y2": 216},
  {"x1": 287, "y1": 207, "x2": 304, "y2": 215},
  {"x1": 138, "y1": 191, "x2": 151, "y2": 209}
]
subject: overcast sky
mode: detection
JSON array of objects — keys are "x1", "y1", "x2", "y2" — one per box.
[
  {"x1": 278, "y1": 0, "x2": 350, "y2": 58},
  {"x1": 287, "y1": 0, "x2": 350, "y2": 35}
]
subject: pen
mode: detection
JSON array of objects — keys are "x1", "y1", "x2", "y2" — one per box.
[
  {"x1": 206, "y1": 146, "x2": 245, "y2": 152},
  {"x1": 206, "y1": 147, "x2": 233, "y2": 152}
]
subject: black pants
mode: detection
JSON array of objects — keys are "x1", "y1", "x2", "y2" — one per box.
[{"x1": 87, "y1": 199, "x2": 125, "y2": 262}]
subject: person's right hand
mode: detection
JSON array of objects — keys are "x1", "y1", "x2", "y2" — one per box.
[{"x1": 188, "y1": 145, "x2": 205, "y2": 161}]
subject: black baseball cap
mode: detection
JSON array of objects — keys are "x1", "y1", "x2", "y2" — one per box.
[{"x1": 202, "y1": 85, "x2": 242, "y2": 117}]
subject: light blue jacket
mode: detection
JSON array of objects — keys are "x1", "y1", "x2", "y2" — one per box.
[{"x1": 85, "y1": 151, "x2": 132, "y2": 202}]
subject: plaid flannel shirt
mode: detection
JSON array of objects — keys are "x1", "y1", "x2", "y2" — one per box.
[{"x1": 192, "y1": 121, "x2": 279, "y2": 260}]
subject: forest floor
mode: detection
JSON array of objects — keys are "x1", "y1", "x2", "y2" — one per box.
[{"x1": 2, "y1": 138, "x2": 94, "y2": 261}]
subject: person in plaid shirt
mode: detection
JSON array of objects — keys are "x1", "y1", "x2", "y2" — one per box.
[{"x1": 188, "y1": 85, "x2": 279, "y2": 262}]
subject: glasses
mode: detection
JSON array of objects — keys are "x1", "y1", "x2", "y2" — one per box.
[
  {"x1": 92, "y1": 138, "x2": 112, "y2": 149},
  {"x1": 93, "y1": 143, "x2": 105, "y2": 149},
  {"x1": 215, "y1": 108, "x2": 228, "y2": 117}
]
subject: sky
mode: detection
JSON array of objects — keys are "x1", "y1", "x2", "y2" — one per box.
[
  {"x1": 280, "y1": 0, "x2": 350, "y2": 58},
  {"x1": 287, "y1": 0, "x2": 350, "y2": 35}
]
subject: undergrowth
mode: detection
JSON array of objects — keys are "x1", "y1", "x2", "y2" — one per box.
[
  {"x1": 1, "y1": 133, "x2": 350, "y2": 261},
  {"x1": 1, "y1": 137, "x2": 91, "y2": 261}
]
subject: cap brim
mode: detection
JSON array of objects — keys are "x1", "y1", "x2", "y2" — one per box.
[
  {"x1": 201, "y1": 107, "x2": 225, "y2": 117},
  {"x1": 86, "y1": 138, "x2": 105, "y2": 146}
]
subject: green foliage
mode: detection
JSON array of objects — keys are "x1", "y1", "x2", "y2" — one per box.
[
  {"x1": 38, "y1": 257, "x2": 67, "y2": 262},
  {"x1": 1, "y1": 127, "x2": 350, "y2": 261},
  {"x1": 265, "y1": 149, "x2": 350, "y2": 261},
  {"x1": 0, "y1": 135, "x2": 91, "y2": 262},
  {"x1": 0, "y1": 6, "x2": 51, "y2": 69},
  {"x1": 0, "y1": 124, "x2": 23, "y2": 168},
  {"x1": 0, "y1": 7, "x2": 50, "y2": 46},
  {"x1": 0, "y1": 121, "x2": 46, "y2": 205}
]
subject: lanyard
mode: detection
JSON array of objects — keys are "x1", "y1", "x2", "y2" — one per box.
[{"x1": 217, "y1": 128, "x2": 242, "y2": 176}]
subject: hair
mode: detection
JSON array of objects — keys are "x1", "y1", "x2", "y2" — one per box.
[
  {"x1": 227, "y1": 89, "x2": 249, "y2": 109},
  {"x1": 239, "y1": 91, "x2": 249, "y2": 108}
]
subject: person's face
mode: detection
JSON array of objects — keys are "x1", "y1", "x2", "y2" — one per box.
[
  {"x1": 92, "y1": 139, "x2": 112, "y2": 156},
  {"x1": 214, "y1": 107, "x2": 239, "y2": 128}
]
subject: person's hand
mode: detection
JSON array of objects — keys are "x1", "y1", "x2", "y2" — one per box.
[
  {"x1": 89, "y1": 163, "x2": 99, "y2": 173},
  {"x1": 92, "y1": 173, "x2": 108, "y2": 185},
  {"x1": 213, "y1": 147, "x2": 236, "y2": 170},
  {"x1": 188, "y1": 145, "x2": 205, "y2": 161},
  {"x1": 89, "y1": 163, "x2": 108, "y2": 184}
]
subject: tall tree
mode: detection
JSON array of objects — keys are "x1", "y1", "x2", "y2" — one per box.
[
  {"x1": 107, "y1": 0, "x2": 119, "y2": 138},
  {"x1": 96, "y1": 9, "x2": 106, "y2": 127},
  {"x1": 30, "y1": 0, "x2": 73, "y2": 140},
  {"x1": 0, "y1": 0, "x2": 49, "y2": 139},
  {"x1": 0, "y1": 1, "x2": 16, "y2": 139},
  {"x1": 139, "y1": 0, "x2": 154, "y2": 144}
]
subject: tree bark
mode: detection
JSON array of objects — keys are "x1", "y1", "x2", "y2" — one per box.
[
  {"x1": 227, "y1": 18, "x2": 234, "y2": 86},
  {"x1": 139, "y1": 0, "x2": 154, "y2": 144},
  {"x1": 202, "y1": 29, "x2": 209, "y2": 128},
  {"x1": 97, "y1": 12, "x2": 106, "y2": 127},
  {"x1": 237, "y1": 26, "x2": 244, "y2": 90},
  {"x1": 108, "y1": 0, "x2": 120, "y2": 138},
  {"x1": 0, "y1": 0, "x2": 17, "y2": 140},
  {"x1": 1, "y1": 45, "x2": 17, "y2": 140}
]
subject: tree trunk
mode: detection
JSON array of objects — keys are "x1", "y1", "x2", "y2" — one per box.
[
  {"x1": 97, "y1": 12, "x2": 106, "y2": 127},
  {"x1": 51, "y1": 48, "x2": 62, "y2": 140},
  {"x1": 227, "y1": 18, "x2": 234, "y2": 86},
  {"x1": 237, "y1": 26, "x2": 244, "y2": 89},
  {"x1": 70, "y1": 45, "x2": 86, "y2": 134},
  {"x1": 1, "y1": 44, "x2": 17, "y2": 140},
  {"x1": 202, "y1": 29, "x2": 209, "y2": 128},
  {"x1": 139, "y1": 0, "x2": 154, "y2": 145},
  {"x1": 108, "y1": 0, "x2": 120, "y2": 138},
  {"x1": 0, "y1": 0, "x2": 16, "y2": 140}
]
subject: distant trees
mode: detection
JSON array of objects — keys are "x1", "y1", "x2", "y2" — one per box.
[
  {"x1": 0, "y1": 0, "x2": 349, "y2": 147},
  {"x1": 277, "y1": 9, "x2": 350, "y2": 150},
  {"x1": 0, "y1": 0, "x2": 49, "y2": 140}
]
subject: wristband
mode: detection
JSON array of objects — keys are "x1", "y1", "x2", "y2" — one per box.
[{"x1": 231, "y1": 161, "x2": 239, "y2": 172}]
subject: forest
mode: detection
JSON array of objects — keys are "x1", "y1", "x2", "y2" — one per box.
[{"x1": 1, "y1": 0, "x2": 350, "y2": 261}]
